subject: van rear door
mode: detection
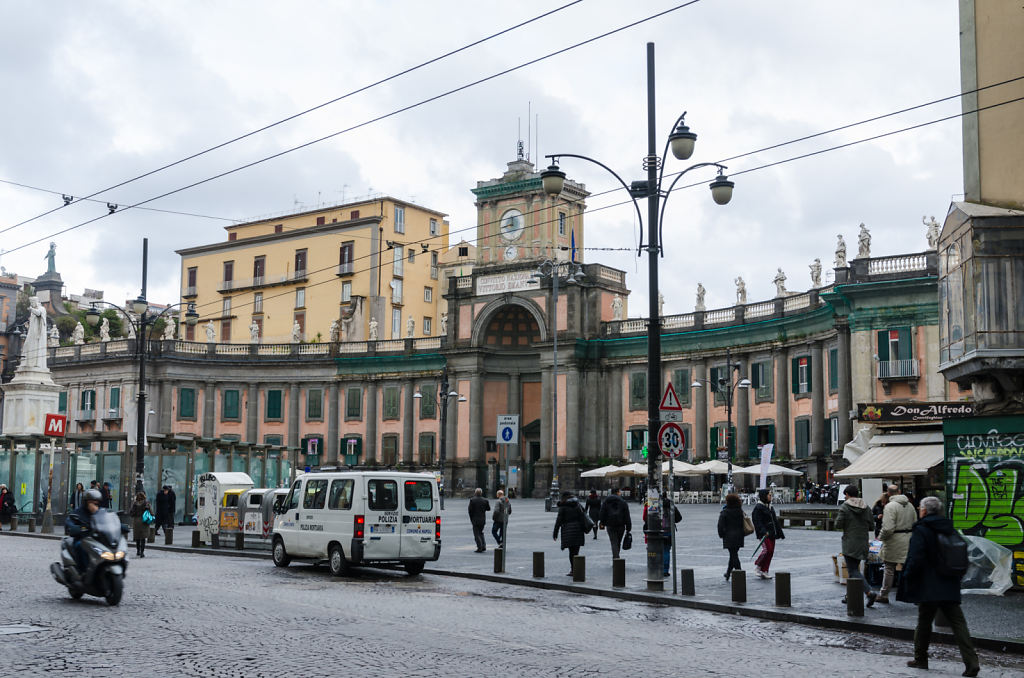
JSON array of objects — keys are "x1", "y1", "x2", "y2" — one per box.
[
  {"x1": 362, "y1": 477, "x2": 400, "y2": 559},
  {"x1": 400, "y1": 478, "x2": 438, "y2": 558}
]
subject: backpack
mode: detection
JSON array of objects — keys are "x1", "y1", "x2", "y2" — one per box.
[{"x1": 934, "y1": 530, "x2": 969, "y2": 578}]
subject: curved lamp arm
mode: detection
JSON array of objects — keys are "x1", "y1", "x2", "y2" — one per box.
[{"x1": 657, "y1": 162, "x2": 728, "y2": 257}]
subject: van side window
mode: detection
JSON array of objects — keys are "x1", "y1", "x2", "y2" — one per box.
[
  {"x1": 404, "y1": 480, "x2": 433, "y2": 512},
  {"x1": 367, "y1": 479, "x2": 398, "y2": 511},
  {"x1": 285, "y1": 480, "x2": 302, "y2": 510},
  {"x1": 329, "y1": 479, "x2": 354, "y2": 510},
  {"x1": 303, "y1": 479, "x2": 328, "y2": 509}
]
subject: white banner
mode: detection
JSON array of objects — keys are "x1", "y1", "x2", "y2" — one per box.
[{"x1": 759, "y1": 444, "x2": 774, "y2": 490}]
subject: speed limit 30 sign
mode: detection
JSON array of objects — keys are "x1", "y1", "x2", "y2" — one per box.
[{"x1": 658, "y1": 422, "x2": 685, "y2": 458}]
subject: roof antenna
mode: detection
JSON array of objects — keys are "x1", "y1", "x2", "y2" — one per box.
[
  {"x1": 527, "y1": 101, "x2": 531, "y2": 162},
  {"x1": 535, "y1": 112, "x2": 539, "y2": 168}
]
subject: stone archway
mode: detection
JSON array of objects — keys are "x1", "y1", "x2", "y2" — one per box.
[{"x1": 470, "y1": 296, "x2": 548, "y2": 348}]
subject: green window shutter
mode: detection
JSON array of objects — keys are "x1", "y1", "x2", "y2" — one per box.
[
  {"x1": 897, "y1": 326, "x2": 912, "y2": 360},
  {"x1": 748, "y1": 426, "x2": 759, "y2": 455},
  {"x1": 791, "y1": 358, "x2": 799, "y2": 394},
  {"x1": 266, "y1": 390, "x2": 282, "y2": 419},
  {"x1": 672, "y1": 369, "x2": 690, "y2": 405},
  {"x1": 629, "y1": 372, "x2": 646, "y2": 410},
  {"x1": 58, "y1": 392, "x2": 67, "y2": 413},
  {"x1": 223, "y1": 390, "x2": 239, "y2": 419},
  {"x1": 709, "y1": 426, "x2": 718, "y2": 456},
  {"x1": 805, "y1": 354, "x2": 813, "y2": 393},
  {"x1": 383, "y1": 386, "x2": 400, "y2": 419},
  {"x1": 346, "y1": 387, "x2": 362, "y2": 419},
  {"x1": 109, "y1": 387, "x2": 120, "y2": 409},
  {"x1": 307, "y1": 389, "x2": 323, "y2": 419},
  {"x1": 828, "y1": 348, "x2": 838, "y2": 391},
  {"x1": 179, "y1": 388, "x2": 195, "y2": 419},
  {"x1": 767, "y1": 423, "x2": 776, "y2": 445},
  {"x1": 750, "y1": 364, "x2": 761, "y2": 389},
  {"x1": 877, "y1": 330, "x2": 890, "y2": 362},
  {"x1": 420, "y1": 384, "x2": 436, "y2": 418}
]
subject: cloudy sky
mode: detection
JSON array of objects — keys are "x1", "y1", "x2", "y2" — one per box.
[{"x1": 0, "y1": 1, "x2": 964, "y2": 318}]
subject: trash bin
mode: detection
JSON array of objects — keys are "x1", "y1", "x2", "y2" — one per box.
[{"x1": 544, "y1": 496, "x2": 553, "y2": 512}]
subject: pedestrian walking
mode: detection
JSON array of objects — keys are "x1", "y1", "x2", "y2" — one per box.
[
  {"x1": 872, "y1": 490, "x2": 888, "y2": 538},
  {"x1": 491, "y1": 490, "x2": 511, "y2": 547},
  {"x1": 100, "y1": 482, "x2": 112, "y2": 508},
  {"x1": 718, "y1": 493, "x2": 746, "y2": 581},
  {"x1": 643, "y1": 496, "x2": 682, "y2": 576},
  {"x1": 128, "y1": 491, "x2": 152, "y2": 558},
  {"x1": 877, "y1": 486, "x2": 916, "y2": 603},
  {"x1": 751, "y1": 488, "x2": 784, "y2": 579},
  {"x1": 836, "y1": 485, "x2": 877, "y2": 607},
  {"x1": 552, "y1": 491, "x2": 589, "y2": 576},
  {"x1": 166, "y1": 485, "x2": 177, "y2": 530},
  {"x1": 0, "y1": 484, "x2": 15, "y2": 530},
  {"x1": 155, "y1": 486, "x2": 171, "y2": 536},
  {"x1": 584, "y1": 489, "x2": 602, "y2": 540},
  {"x1": 69, "y1": 482, "x2": 85, "y2": 511},
  {"x1": 900, "y1": 496, "x2": 980, "y2": 676},
  {"x1": 598, "y1": 487, "x2": 632, "y2": 559},
  {"x1": 468, "y1": 488, "x2": 490, "y2": 552}
]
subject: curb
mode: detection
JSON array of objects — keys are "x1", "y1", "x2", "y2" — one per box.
[{"x1": 6, "y1": 531, "x2": 1021, "y2": 654}]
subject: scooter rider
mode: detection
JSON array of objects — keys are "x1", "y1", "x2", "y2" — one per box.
[{"x1": 66, "y1": 489, "x2": 103, "y2": 571}]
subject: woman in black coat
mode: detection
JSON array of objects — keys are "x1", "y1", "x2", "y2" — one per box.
[
  {"x1": 717, "y1": 493, "x2": 746, "y2": 581},
  {"x1": 553, "y1": 492, "x2": 588, "y2": 576},
  {"x1": 584, "y1": 490, "x2": 602, "y2": 540}
]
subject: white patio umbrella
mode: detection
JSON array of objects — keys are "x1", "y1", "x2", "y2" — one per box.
[
  {"x1": 691, "y1": 459, "x2": 733, "y2": 474},
  {"x1": 732, "y1": 463, "x2": 804, "y2": 477},
  {"x1": 604, "y1": 462, "x2": 649, "y2": 478},
  {"x1": 661, "y1": 460, "x2": 701, "y2": 476},
  {"x1": 579, "y1": 464, "x2": 621, "y2": 478}
]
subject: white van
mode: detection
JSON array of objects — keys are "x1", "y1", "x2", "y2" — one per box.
[{"x1": 271, "y1": 470, "x2": 440, "y2": 575}]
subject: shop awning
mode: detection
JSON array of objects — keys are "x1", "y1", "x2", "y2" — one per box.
[{"x1": 834, "y1": 443, "x2": 944, "y2": 479}]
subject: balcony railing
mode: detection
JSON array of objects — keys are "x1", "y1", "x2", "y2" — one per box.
[
  {"x1": 102, "y1": 407, "x2": 122, "y2": 420},
  {"x1": 76, "y1": 409, "x2": 95, "y2": 421},
  {"x1": 877, "y1": 358, "x2": 920, "y2": 379},
  {"x1": 337, "y1": 263, "x2": 354, "y2": 276},
  {"x1": 217, "y1": 270, "x2": 308, "y2": 292},
  {"x1": 183, "y1": 286, "x2": 197, "y2": 297}
]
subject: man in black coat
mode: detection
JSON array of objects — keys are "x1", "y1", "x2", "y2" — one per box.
[
  {"x1": 598, "y1": 487, "x2": 632, "y2": 559},
  {"x1": 467, "y1": 488, "x2": 490, "y2": 553},
  {"x1": 584, "y1": 490, "x2": 602, "y2": 540},
  {"x1": 900, "y1": 496, "x2": 979, "y2": 676}
]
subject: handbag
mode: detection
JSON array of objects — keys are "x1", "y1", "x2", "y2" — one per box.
[
  {"x1": 142, "y1": 509, "x2": 156, "y2": 525},
  {"x1": 622, "y1": 531, "x2": 633, "y2": 550},
  {"x1": 742, "y1": 512, "x2": 755, "y2": 536}
]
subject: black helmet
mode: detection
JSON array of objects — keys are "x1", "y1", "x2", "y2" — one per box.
[{"x1": 84, "y1": 488, "x2": 103, "y2": 504}]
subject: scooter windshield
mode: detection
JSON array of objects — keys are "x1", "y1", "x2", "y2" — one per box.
[{"x1": 90, "y1": 510, "x2": 123, "y2": 548}]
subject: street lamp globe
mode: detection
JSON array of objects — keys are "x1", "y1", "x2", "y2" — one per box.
[
  {"x1": 737, "y1": 379, "x2": 752, "y2": 389},
  {"x1": 668, "y1": 120, "x2": 697, "y2": 160},
  {"x1": 540, "y1": 163, "x2": 566, "y2": 196},
  {"x1": 131, "y1": 295, "x2": 148, "y2": 316},
  {"x1": 85, "y1": 304, "x2": 101, "y2": 326},
  {"x1": 184, "y1": 302, "x2": 200, "y2": 326},
  {"x1": 709, "y1": 172, "x2": 735, "y2": 205}
]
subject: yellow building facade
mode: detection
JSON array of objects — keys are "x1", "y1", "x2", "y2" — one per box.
[{"x1": 176, "y1": 198, "x2": 449, "y2": 343}]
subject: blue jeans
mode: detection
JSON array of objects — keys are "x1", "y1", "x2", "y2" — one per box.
[
  {"x1": 491, "y1": 521, "x2": 505, "y2": 546},
  {"x1": 72, "y1": 540, "x2": 88, "y2": 572},
  {"x1": 662, "y1": 533, "x2": 671, "y2": 574}
]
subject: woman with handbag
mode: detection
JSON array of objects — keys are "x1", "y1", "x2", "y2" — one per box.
[
  {"x1": 751, "y1": 488, "x2": 785, "y2": 579},
  {"x1": 718, "y1": 493, "x2": 749, "y2": 581},
  {"x1": 552, "y1": 491, "x2": 589, "y2": 576},
  {"x1": 129, "y1": 491, "x2": 153, "y2": 558}
]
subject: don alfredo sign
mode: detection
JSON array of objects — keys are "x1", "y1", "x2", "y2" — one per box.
[{"x1": 857, "y1": 401, "x2": 975, "y2": 423}]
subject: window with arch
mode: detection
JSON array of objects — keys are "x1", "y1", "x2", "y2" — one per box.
[{"x1": 483, "y1": 305, "x2": 540, "y2": 347}]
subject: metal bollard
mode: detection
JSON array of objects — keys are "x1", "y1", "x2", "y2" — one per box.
[
  {"x1": 612, "y1": 558, "x2": 626, "y2": 588},
  {"x1": 731, "y1": 569, "x2": 746, "y2": 603},
  {"x1": 148, "y1": 527, "x2": 156, "y2": 543},
  {"x1": 572, "y1": 555, "x2": 586, "y2": 582},
  {"x1": 533, "y1": 551, "x2": 544, "y2": 578},
  {"x1": 680, "y1": 568, "x2": 695, "y2": 596},
  {"x1": 847, "y1": 577, "x2": 864, "y2": 616},
  {"x1": 235, "y1": 532, "x2": 244, "y2": 550},
  {"x1": 211, "y1": 533, "x2": 220, "y2": 548},
  {"x1": 775, "y1": 571, "x2": 791, "y2": 607},
  {"x1": 28, "y1": 517, "x2": 36, "y2": 532},
  {"x1": 9, "y1": 515, "x2": 17, "y2": 531},
  {"x1": 494, "y1": 548, "x2": 504, "y2": 573},
  {"x1": 191, "y1": 531, "x2": 201, "y2": 548},
  {"x1": 164, "y1": 529, "x2": 174, "y2": 545}
]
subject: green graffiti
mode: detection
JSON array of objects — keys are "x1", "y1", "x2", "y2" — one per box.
[{"x1": 950, "y1": 459, "x2": 1024, "y2": 549}]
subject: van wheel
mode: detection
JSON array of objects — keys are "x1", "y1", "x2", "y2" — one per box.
[
  {"x1": 272, "y1": 538, "x2": 291, "y2": 568},
  {"x1": 404, "y1": 560, "x2": 425, "y2": 576},
  {"x1": 329, "y1": 544, "x2": 350, "y2": 577}
]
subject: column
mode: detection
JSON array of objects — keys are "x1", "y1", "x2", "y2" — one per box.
[
  {"x1": 365, "y1": 381, "x2": 378, "y2": 464},
  {"x1": 158, "y1": 380, "x2": 172, "y2": 435},
  {"x1": 203, "y1": 381, "x2": 215, "y2": 439},
  {"x1": 246, "y1": 383, "x2": 259, "y2": 444},
  {"x1": 775, "y1": 347, "x2": 790, "y2": 457},
  {"x1": 694, "y1": 361, "x2": 708, "y2": 461},
  {"x1": 445, "y1": 371, "x2": 459, "y2": 463},
  {"x1": 540, "y1": 368, "x2": 552, "y2": 461},
  {"x1": 469, "y1": 373, "x2": 483, "y2": 462},
  {"x1": 735, "y1": 357, "x2": 751, "y2": 461},
  {"x1": 288, "y1": 384, "x2": 300, "y2": 448},
  {"x1": 507, "y1": 372, "x2": 521, "y2": 463},
  {"x1": 810, "y1": 342, "x2": 825, "y2": 457},
  {"x1": 327, "y1": 382, "x2": 340, "y2": 464},
  {"x1": 565, "y1": 366, "x2": 580, "y2": 460},
  {"x1": 836, "y1": 319, "x2": 853, "y2": 450},
  {"x1": 607, "y1": 368, "x2": 622, "y2": 459},
  {"x1": 402, "y1": 382, "x2": 414, "y2": 464}
]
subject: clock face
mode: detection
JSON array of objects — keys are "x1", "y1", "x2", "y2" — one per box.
[
  {"x1": 499, "y1": 209, "x2": 525, "y2": 241},
  {"x1": 504, "y1": 246, "x2": 518, "y2": 261}
]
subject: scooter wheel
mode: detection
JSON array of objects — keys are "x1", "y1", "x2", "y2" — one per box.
[
  {"x1": 105, "y1": 573, "x2": 124, "y2": 606},
  {"x1": 69, "y1": 588, "x2": 84, "y2": 600}
]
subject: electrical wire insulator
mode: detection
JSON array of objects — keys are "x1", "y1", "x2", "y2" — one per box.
[{"x1": 642, "y1": 154, "x2": 661, "y2": 172}]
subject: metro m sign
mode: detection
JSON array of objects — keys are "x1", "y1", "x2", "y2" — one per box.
[{"x1": 44, "y1": 414, "x2": 67, "y2": 438}]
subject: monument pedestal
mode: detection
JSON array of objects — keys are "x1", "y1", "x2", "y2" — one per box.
[{"x1": 1, "y1": 368, "x2": 60, "y2": 436}]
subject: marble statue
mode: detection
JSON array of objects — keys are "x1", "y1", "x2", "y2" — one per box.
[
  {"x1": 835, "y1": 234, "x2": 848, "y2": 268},
  {"x1": 611, "y1": 294, "x2": 624, "y2": 320},
  {"x1": 735, "y1": 277, "x2": 747, "y2": 305},
  {"x1": 249, "y1": 320, "x2": 260, "y2": 344},
  {"x1": 329, "y1": 319, "x2": 340, "y2": 343},
  {"x1": 47, "y1": 324, "x2": 59, "y2": 348},
  {"x1": 22, "y1": 296, "x2": 48, "y2": 368},
  {"x1": 773, "y1": 268, "x2": 787, "y2": 297},
  {"x1": 857, "y1": 223, "x2": 871, "y2": 259},
  {"x1": 72, "y1": 322, "x2": 85, "y2": 345},
  {"x1": 291, "y1": 321, "x2": 301, "y2": 343},
  {"x1": 44, "y1": 242, "x2": 57, "y2": 274},
  {"x1": 99, "y1": 317, "x2": 111, "y2": 342},
  {"x1": 658, "y1": 293, "x2": 665, "y2": 318},
  {"x1": 205, "y1": 320, "x2": 216, "y2": 343},
  {"x1": 924, "y1": 215, "x2": 940, "y2": 250},
  {"x1": 406, "y1": 315, "x2": 415, "y2": 338},
  {"x1": 439, "y1": 312, "x2": 448, "y2": 335},
  {"x1": 124, "y1": 314, "x2": 136, "y2": 339},
  {"x1": 695, "y1": 283, "x2": 706, "y2": 312},
  {"x1": 162, "y1": 320, "x2": 175, "y2": 340},
  {"x1": 809, "y1": 258, "x2": 822, "y2": 288},
  {"x1": 369, "y1": 317, "x2": 378, "y2": 341}
]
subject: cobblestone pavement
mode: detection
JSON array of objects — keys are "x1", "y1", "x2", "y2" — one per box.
[{"x1": 4, "y1": 537, "x2": 1024, "y2": 677}]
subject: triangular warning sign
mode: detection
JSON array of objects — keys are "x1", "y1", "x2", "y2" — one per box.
[{"x1": 659, "y1": 382, "x2": 682, "y2": 411}]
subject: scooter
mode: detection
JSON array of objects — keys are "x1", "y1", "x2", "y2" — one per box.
[{"x1": 50, "y1": 509, "x2": 129, "y2": 606}]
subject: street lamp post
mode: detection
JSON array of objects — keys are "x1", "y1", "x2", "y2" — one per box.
[
  {"x1": 85, "y1": 238, "x2": 199, "y2": 500},
  {"x1": 692, "y1": 348, "x2": 751, "y2": 494},
  {"x1": 529, "y1": 259, "x2": 584, "y2": 511},
  {"x1": 541, "y1": 43, "x2": 734, "y2": 589},
  {"x1": 414, "y1": 370, "x2": 465, "y2": 510}
]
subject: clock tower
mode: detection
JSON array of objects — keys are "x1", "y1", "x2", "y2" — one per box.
[{"x1": 471, "y1": 154, "x2": 589, "y2": 267}]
